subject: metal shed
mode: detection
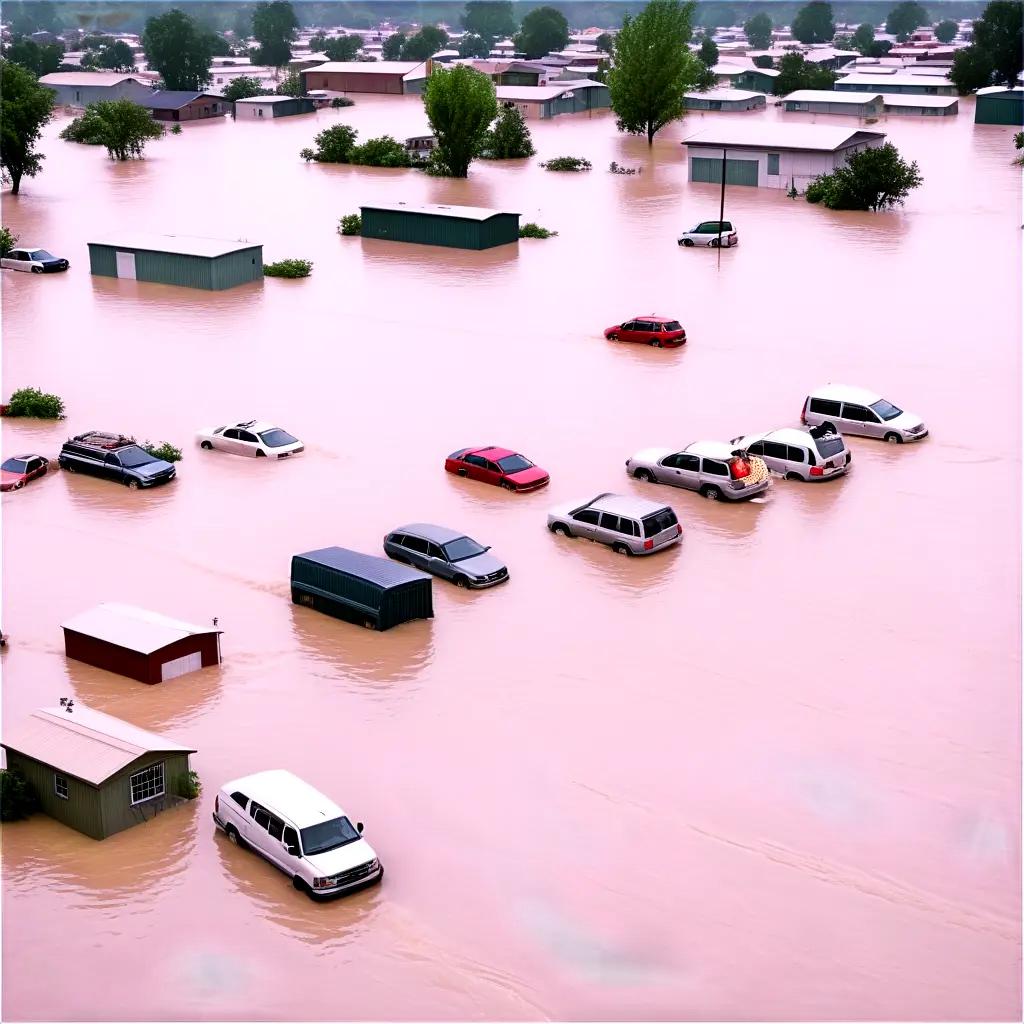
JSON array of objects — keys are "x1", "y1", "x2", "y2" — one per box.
[
  {"x1": 684, "y1": 88, "x2": 766, "y2": 111},
  {"x1": 974, "y1": 86, "x2": 1024, "y2": 125},
  {"x1": 87, "y1": 234, "x2": 263, "y2": 290},
  {"x1": 61, "y1": 603, "x2": 222, "y2": 683},
  {"x1": 783, "y1": 90, "x2": 885, "y2": 116},
  {"x1": 291, "y1": 547, "x2": 433, "y2": 631},
  {"x1": 38, "y1": 71, "x2": 154, "y2": 108},
  {"x1": 733, "y1": 68, "x2": 780, "y2": 94},
  {"x1": 360, "y1": 203, "x2": 520, "y2": 250},
  {"x1": 1, "y1": 706, "x2": 196, "y2": 840},
  {"x1": 835, "y1": 73, "x2": 957, "y2": 96},
  {"x1": 234, "y1": 95, "x2": 316, "y2": 119}
]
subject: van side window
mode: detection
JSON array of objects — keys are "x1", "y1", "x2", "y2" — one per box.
[
  {"x1": 762, "y1": 441, "x2": 788, "y2": 459},
  {"x1": 842, "y1": 404, "x2": 872, "y2": 422},
  {"x1": 619, "y1": 518, "x2": 638, "y2": 537},
  {"x1": 404, "y1": 536, "x2": 429, "y2": 554},
  {"x1": 598, "y1": 512, "x2": 620, "y2": 532},
  {"x1": 251, "y1": 803, "x2": 271, "y2": 829},
  {"x1": 786, "y1": 446, "x2": 806, "y2": 463},
  {"x1": 702, "y1": 459, "x2": 729, "y2": 476},
  {"x1": 231, "y1": 791, "x2": 248, "y2": 808},
  {"x1": 425, "y1": 542, "x2": 445, "y2": 559},
  {"x1": 267, "y1": 816, "x2": 285, "y2": 841},
  {"x1": 746, "y1": 441, "x2": 765, "y2": 455},
  {"x1": 574, "y1": 508, "x2": 600, "y2": 525},
  {"x1": 809, "y1": 398, "x2": 842, "y2": 416},
  {"x1": 464, "y1": 454, "x2": 487, "y2": 468},
  {"x1": 283, "y1": 826, "x2": 299, "y2": 851}
]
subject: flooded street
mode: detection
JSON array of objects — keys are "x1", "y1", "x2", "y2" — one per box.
[{"x1": 2, "y1": 94, "x2": 1020, "y2": 1021}]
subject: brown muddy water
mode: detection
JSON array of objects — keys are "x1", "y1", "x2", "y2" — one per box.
[{"x1": 1, "y1": 94, "x2": 1021, "y2": 1021}]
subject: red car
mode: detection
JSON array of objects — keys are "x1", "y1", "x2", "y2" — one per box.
[
  {"x1": 604, "y1": 316, "x2": 687, "y2": 348},
  {"x1": 445, "y1": 446, "x2": 549, "y2": 492},
  {"x1": 1, "y1": 453, "x2": 48, "y2": 491}
]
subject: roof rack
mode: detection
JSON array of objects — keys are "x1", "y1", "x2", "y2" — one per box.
[{"x1": 73, "y1": 431, "x2": 135, "y2": 449}]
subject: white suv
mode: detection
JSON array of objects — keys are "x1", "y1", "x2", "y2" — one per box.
[
  {"x1": 801, "y1": 385, "x2": 928, "y2": 443},
  {"x1": 731, "y1": 427, "x2": 851, "y2": 481},
  {"x1": 213, "y1": 769, "x2": 382, "y2": 900}
]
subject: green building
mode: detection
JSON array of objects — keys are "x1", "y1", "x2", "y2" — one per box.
[
  {"x1": 88, "y1": 234, "x2": 263, "y2": 290},
  {"x1": 733, "y1": 68, "x2": 780, "y2": 94},
  {"x1": 1, "y1": 706, "x2": 196, "y2": 840},
  {"x1": 974, "y1": 86, "x2": 1024, "y2": 125},
  {"x1": 359, "y1": 203, "x2": 520, "y2": 250}
]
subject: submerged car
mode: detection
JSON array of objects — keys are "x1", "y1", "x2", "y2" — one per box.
[
  {"x1": 1, "y1": 454, "x2": 49, "y2": 491},
  {"x1": 801, "y1": 386, "x2": 928, "y2": 443},
  {"x1": 383, "y1": 523, "x2": 509, "y2": 588},
  {"x1": 58, "y1": 432, "x2": 175, "y2": 489},
  {"x1": 197, "y1": 420, "x2": 304, "y2": 458},
  {"x1": 1, "y1": 247, "x2": 70, "y2": 273},
  {"x1": 547, "y1": 493, "x2": 682, "y2": 556},
  {"x1": 445, "y1": 446, "x2": 549, "y2": 492},
  {"x1": 677, "y1": 220, "x2": 738, "y2": 248},
  {"x1": 732, "y1": 426, "x2": 851, "y2": 481},
  {"x1": 604, "y1": 316, "x2": 687, "y2": 348},
  {"x1": 626, "y1": 441, "x2": 770, "y2": 501}
]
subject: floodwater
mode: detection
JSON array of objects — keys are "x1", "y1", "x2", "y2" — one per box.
[{"x1": 1, "y1": 93, "x2": 1020, "y2": 1022}]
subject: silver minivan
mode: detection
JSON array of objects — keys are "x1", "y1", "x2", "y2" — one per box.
[
  {"x1": 802, "y1": 385, "x2": 928, "y2": 443},
  {"x1": 731, "y1": 426, "x2": 851, "y2": 481},
  {"x1": 546, "y1": 493, "x2": 682, "y2": 555}
]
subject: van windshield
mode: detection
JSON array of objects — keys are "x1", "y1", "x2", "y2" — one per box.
[
  {"x1": 870, "y1": 399, "x2": 902, "y2": 421},
  {"x1": 117, "y1": 446, "x2": 156, "y2": 467},
  {"x1": 300, "y1": 816, "x2": 360, "y2": 855}
]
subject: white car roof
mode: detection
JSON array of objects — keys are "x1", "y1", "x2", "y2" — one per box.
[
  {"x1": 684, "y1": 440, "x2": 736, "y2": 460},
  {"x1": 220, "y1": 769, "x2": 345, "y2": 828},
  {"x1": 811, "y1": 383, "x2": 882, "y2": 405},
  {"x1": 760, "y1": 427, "x2": 819, "y2": 447},
  {"x1": 223, "y1": 420, "x2": 276, "y2": 433},
  {"x1": 588, "y1": 493, "x2": 672, "y2": 518}
]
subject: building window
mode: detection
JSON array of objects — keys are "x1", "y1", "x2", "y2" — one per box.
[
  {"x1": 54, "y1": 774, "x2": 69, "y2": 800},
  {"x1": 130, "y1": 763, "x2": 165, "y2": 805},
  {"x1": 767, "y1": 153, "x2": 780, "y2": 175}
]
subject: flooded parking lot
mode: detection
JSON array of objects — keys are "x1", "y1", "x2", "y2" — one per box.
[{"x1": 2, "y1": 94, "x2": 1021, "y2": 1020}]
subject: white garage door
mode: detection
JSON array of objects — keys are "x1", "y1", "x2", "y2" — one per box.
[
  {"x1": 161, "y1": 651, "x2": 202, "y2": 681},
  {"x1": 115, "y1": 251, "x2": 136, "y2": 279}
]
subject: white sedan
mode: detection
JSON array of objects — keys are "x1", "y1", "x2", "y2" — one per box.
[
  {"x1": 1, "y1": 247, "x2": 70, "y2": 273},
  {"x1": 197, "y1": 420, "x2": 304, "y2": 458}
]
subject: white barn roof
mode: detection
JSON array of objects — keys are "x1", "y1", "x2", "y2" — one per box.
[
  {"x1": 306, "y1": 60, "x2": 425, "y2": 74},
  {"x1": 88, "y1": 234, "x2": 260, "y2": 258},
  {"x1": 685, "y1": 88, "x2": 765, "y2": 101},
  {"x1": 785, "y1": 89, "x2": 883, "y2": 103},
  {"x1": 61, "y1": 603, "x2": 221, "y2": 654},
  {"x1": 683, "y1": 124, "x2": 885, "y2": 151},
  {"x1": 360, "y1": 202, "x2": 519, "y2": 221},
  {"x1": 39, "y1": 72, "x2": 146, "y2": 86},
  {"x1": 838, "y1": 73, "x2": 952, "y2": 87}
]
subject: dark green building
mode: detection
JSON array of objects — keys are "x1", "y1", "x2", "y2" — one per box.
[
  {"x1": 733, "y1": 69, "x2": 780, "y2": 94},
  {"x1": 974, "y1": 86, "x2": 1024, "y2": 125},
  {"x1": 88, "y1": 234, "x2": 263, "y2": 290},
  {"x1": 359, "y1": 203, "x2": 520, "y2": 250},
  {"x1": 1, "y1": 706, "x2": 196, "y2": 840}
]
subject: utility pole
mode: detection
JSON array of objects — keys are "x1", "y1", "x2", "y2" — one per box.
[{"x1": 718, "y1": 147, "x2": 727, "y2": 254}]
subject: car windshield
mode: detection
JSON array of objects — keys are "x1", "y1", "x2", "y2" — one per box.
[
  {"x1": 2, "y1": 459, "x2": 27, "y2": 473},
  {"x1": 663, "y1": 321, "x2": 682, "y2": 332},
  {"x1": 258, "y1": 428, "x2": 298, "y2": 447},
  {"x1": 642, "y1": 508, "x2": 678, "y2": 538},
  {"x1": 444, "y1": 536, "x2": 486, "y2": 562},
  {"x1": 815, "y1": 435, "x2": 846, "y2": 458},
  {"x1": 117, "y1": 446, "x2": 156, "y2": 467},
  {"x1": 32, "y1": 250, "x2": 56, "y2": 260},
  {"x1": 497, "y1": 454, "x2": 532, "y2": 474},
  {"x1": 300, "y1": 816, "x2": 360, "y2": 856},
  {"x1": 870, "y1": 399, "x2": 902, "y2": 421}
]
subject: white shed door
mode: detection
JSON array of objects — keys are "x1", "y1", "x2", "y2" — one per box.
[
  {"x1": 161, "y1": 651, "x2": 202, "y2": 681},
  {"x1": 115, "y1": 251, "x2": 136, "y2": 279}
]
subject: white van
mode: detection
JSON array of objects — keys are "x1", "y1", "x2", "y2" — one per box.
[
  {"x1": 801, "y1": 385, "x2": 928, "y2": 443},
  {"x1": 213, "y1": 769, "x2": 382, "y2": 900}
]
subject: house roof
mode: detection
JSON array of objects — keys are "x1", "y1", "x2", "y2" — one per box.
[
  {"x1": 87, "y1": 234, "x2": 261, "y2": 258},
  {"x1": 496, "y1": 81, "x2": 603, "y2": 102},
  {"x1": 682, "y1": 124, "x2": 886, "y2": 152},
  {"x1": 39, "y1": 72, "x2": 147, "y2": 87},
  {"x1": 975, "y1": 85, "x2": 1024, "y2": 96},
  {"x1": 360, "y1": 202, "x2": 519, "y2": 221},
  {"x1": 785, "y1": 89, "x2": 883, "y2": 103},
  {"x1": 306, "y1": 60, "x2": 425, "y2": 74},
  {"x1": 235, "y1": 95, "x2": 302, "y2": 104},
  {"x1": 140, "y1": 90, "x2": 220, "y2": 109},
  {"x1": 1, "y1": 706, "x2": 195, "y2": 786},
  {"x1": 883, "y1": 94, "x2": 959, "y2": 107},
  {"x1": 61, "y1": 602, "x2": 221, "y2": 655},
  {"x1": 685, "y1": 88, "x2": 765, "y2": 100},
  {"x1": 837, "y1": 73, "x2": 952, "y2": 87},
  {"x1": 294, "y1": 547, "x2": 430, "y2": 588}
]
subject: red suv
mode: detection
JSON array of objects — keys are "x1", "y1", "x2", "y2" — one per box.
[
  {"x1": 604, "y1": 316, "x2": 686, "y2": 348},
  {"x1": 445, "y1": 446, "x2": 550, "y2": 492}
]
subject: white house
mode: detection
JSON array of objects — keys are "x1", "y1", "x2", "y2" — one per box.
[{"x1": 681, "y1": 124, "x2": 886, "y2": 190}]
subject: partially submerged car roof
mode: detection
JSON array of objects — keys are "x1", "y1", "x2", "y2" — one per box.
[
  {"x1": 221, "y1": 769, "x2": 345, "y2": 829},
  {"x1": 588, "y1": 492, "x2": 673, "y2": 518}
]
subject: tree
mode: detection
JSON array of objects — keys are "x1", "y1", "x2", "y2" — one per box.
[
  {"x1": 232, "y1": 6, "x2": 254, "y2": 40},
  {"x1": 514, "y1": 6, "x2": 568, "y2": 59},
  {"x1": 0, "y1": 226, "x2": 18, "y2": 256},
  {"x1": 805, "y1": 142, "x2": 922, "y2": 211},
  {"x1": 0, "y1": 60, "x2": 55, "y2": 194},
  {"x1": 698, "y1": 36, "x2": 719, "y2": 66},
  {"x1": 208, "y1": 34, "x2": 233, "y2": 56},
  {"x1": 401, "y1": 26, "x2": 449, "y2": 60},
  {"x1": 223, "y1": 75, "x2": 264, "y2": 102},
  {"x1": 868, "y1": 40, "x2": 894, "y2": 56},
  {"x1": 309, "y1": 31, "x2": 328, "y2": 49},
  {"x1": 96, "y1": 40, "x2": 136, "y2": 71},
  {"x1": 143, "y1": 9, "x2": 215, "y2": 90},
  {"x1": 4, "y1": 38, "x2": 64, "y2": 76},
  {"x1": 851, "y1": 22, "x2": 875, "y2": 53},
  {"x1": 324, "y1": 35, "x2": 362, "y2": 61},
  {"x1": 422, "y1": 63, "x2": 498, "y2": 177},
  {"x1": 753, "y1": 54, "x2": 774, "y2": 68},
  {"x1": 949, "y1": 45, "x2": 994, "y2": 92},
  {"x1": 461, "y1": 1, "x2": 516, "y2": 42},
  {"x1": 608, "y1": 0, "x2": 710, "y2": 146},
  {"x1": 886, "y1": 2, "x2": 928, "y2": 40},
  {"x1": 302, "y1": 123, "x2": 358, "y2": 161},
  {"x1": 276, "y1": 69, "x2": 303, "y2": 95},
  {"x1": 934, "y1": 19, "x2": 957, "y2": 43},
  {"x1": 60, "y1": 99, "x2": 164, "y2": 161},
  {"x1": 382, "y1": 33, "x2": 406, "y2": 59},
  {"x1": 483, "y1": 102, "x2": 535, "y2": 157},
  {"x1": 458, "y1": 33, "x2": 491, "y2": 57},
  {"x1": 0, "y1": 768, "x2": 39, "y2": 822},
  {"x1": 792, "y1": 2, "x2": 835, "y2": 44},
  {"x1": 81, "y1": 33, "x2": 115, "y2": 49},
  {"x1": 972, "y1": 0, "x2": 1023, "y2": 88},
  {"x1": 743, "y1": 12, "x2": 772, "y2": 48},
  {"x1": 595, "y1": 31, "x2": 615, "y2": 52},
  {"x1": 349, "y1": 135, "x2": 412, "y2": 167},
  {"x1": 252, "y1": 0, "x2": 298, "y2": 67},
  {"x1": 774, "y1": 52, "x2": 837, "y2": 93}
]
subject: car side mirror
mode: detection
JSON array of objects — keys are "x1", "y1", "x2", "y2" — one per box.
[{"x1": 356, "y1": 821, "x2": 364, "y2": 834}]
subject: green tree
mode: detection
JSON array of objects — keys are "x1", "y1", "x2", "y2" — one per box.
[
  {"x1": 973, "y1": 0, "x2": 1023, "y2": 87},
  {"x1": 608, "y1": 0, "x2": 711, "y2": 145},
  {"x1": 792, "y1": 2, "x2": 835, "y2": 43},
  {"x1": 805, "y1": 142, "x2": 922, "y2": 211},
  {"x1": 223, "y1": 75, "x2": 265, "y2": 102},
  {"x1": 743, "y1": 12, "x2": 773, "y2": 48},
  {"x1": 304, "y1": 123, "x2": 357, "y2": 161},
  {"x1": 208, "y1": 34, "x2": 233, "y2": 56},
  {"x1": 949, "y1": 44, "x2": 994, "y2": 93},
  {"x1": 401, "y1": 26, "x2": 449, "y2": 60},
  {"x1": 232, "y1": 6, "x2": 254, "y2": 40},
  {"x1": 851, "y1": 22, "x2": 875, "y2": 53},
  {"x1": 4, "y1": 38, "x2": 64, "y2": 76},
  {"x1": 595, "y1": 31, "x2": 615, "y2": 53},
  {"x1": 252, "y1": 0, "x2": 298, "y2": 67},
  {"x1": 0, "y1": 60, "x2": 55, "y2": 194},
  {"x1": 143, "y1": 9, "x2": 215, "y2": 90},
  {"x1": 60, "y1": 99, "x2": 164, "y2": 160},
  {"x1": 97, "y1": 40, "x2": 137, "y2": 71},
  {"x1": 934, "y1": 19, "x2": 957, "y2": 43},
  {"x1": 483, "y1": 102, "x2": 535, "y2": 157},
  {"x1": 276, "y1": 68, "x2": 303, "y2": 95},
  {"x1": 0, "y1": 226, "x2": 18, "y2": 256},
  {"x1": 81, "y1": 33, "x2": 115, "y2": 49},
  {"x1": 0, "y1": 768, "x2": 39, "y2": 822},
  {"x1": 774, "y1": 51, "x2": 837, "y2": 93},
  {"x1": 349, "y1": 135, "x2": 412, "y2": 166},
  {"x1": 514, "y1": 6, "x2": 569, "y2": 59},
  {"x1": 753, "y1": 54, "x2": 774, "y2": 68},
  {"x1": 308, "y1": 31, "x2": 328, "y2": 49},
  {"x1": 461, "y1": 1, "x2": 516, "y2": 42},
  {"x1": 458, "y1": 33, "x2": 491, "y2": 57},
  {"x1": 697, "y1": 36, "x2": 719, "y2": 66},
  {"x1": 422, "y1": 63, "x2": 498, "y2": 177},
  {"x1": 868, "y1": 40, "x2": 893, "y2": 56},
  {"x1": 886, "y1": 1, "x2": 928, "y2": 40},
  {"x1": 382, "y1": 33, "x2": 406, "y2": 59},
  {"x1": 324, "y1": 35, "x2": 362, "y2": 61}
]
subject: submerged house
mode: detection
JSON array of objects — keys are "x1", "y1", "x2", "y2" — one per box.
[
  {"x1": 141, "y1": 91, "x2": 226, "y2": 122},
  {"x1": 300, "y1": 60, "x2": 428, "y2": 95},
  {"x1": 883, "y1": 94, "x2": 959, "y2": 116},
  {"x1": 38, "y1": 71, "x2": 153, "y2": 107},
  {"x1": 974, "y1": 86, "x2": 1024, "y2": 125},
  {"x1": 234, "y1": 95, "x2": 316, "y2": 119},
  {"x1": 783, "y1": 90, "x2": 885, "y2": 116},
  {"x1": 495, "y1": 81, "x2": 609, "y2": 119},
  {"x1": 360, "y1": 203, "x2": 520, "y2": 250},
  {"x1": 835, "y1": 73, "x2": 957, "y2": 96},
  {"x1": 1, "y1": 705, "x2": 196, "y2": 840},
  {"x1": 684, "y1": 88, "x2": 766, "y2": 112}
]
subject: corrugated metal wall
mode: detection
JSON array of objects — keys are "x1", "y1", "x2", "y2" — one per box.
[
  {"x1": 100, "y1": 753, "x2": 193, "y2": 838},
  {"x1": 211, "y1": 248, "x2": 263, "y2": 288},
  {"x1": 6, "y1": 753, "x2": 104, "y2": 839},
  {"x1": 361, "y1": 209, "x2": 519, "y2": 250},
  {"x1": 379, "y1": 581, "x2": 433, "y2": 631},
  {"x1": 975, "y1": 95, "x2": 1024, "y2": 125},
  {"x1": 87, "y1": 245, "x2": 262, "y2": 290},
  {"x1": 691, "y1": 156, "x2": 760, "y2": 186}
]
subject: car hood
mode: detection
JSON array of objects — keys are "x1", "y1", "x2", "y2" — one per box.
[
  {"x1": 303, "y1": 838, "x2": 377, "y2": 876},
  {"x1": 136, "y1": 459, "x2": 174, "y2": 477},
  {"x1": 630, "y1": 447, "x2": 674, "y2": 464},
  {"x1": 452, "y1": 552, "x2": 505, "y2": 577},
  {"x1": 889, "y1": 411, "x2": 925, "y2": 431},
  {"x1": 40, "y1": 257, "x2": 67, "y2": 265},
  {"x1": 508, "y1": 466, "x2": 548, "y2": 486},
  {"x1": 0, "y1": 471, "x2": 26, "y2": 490}
]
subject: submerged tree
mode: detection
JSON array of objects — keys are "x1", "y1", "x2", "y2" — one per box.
[
  {"x1": 382, "y1": 32, "x2": 405, "y2": 59},
  {"x1": 483, "y1": 103, "x2": 535, "y2": 158},
  {"x1": 514, "y1": 6, "x2": 568, "y2": 59},
  {"x1": 323, "y1": 34, "x2": 361, "y2": 61},
  {"x1": 0, "y1": 60, "x2": 56, "y2": 194},
  {"x1": 886, "y1": 1, "x2": 929, "y2": 41},
  {"x1": 774, "y1": 52, "x2": 837, "y2": 93},
  {"x1": 422, "y1": 63, "x2": 498, "y2": 177},
  {"x1": 401, "y1": 26, "x2": 449, "y2": 60},
  {"x1": 743, "y1": 12, "x2": 772, "y2": 48},
  {"x1": 60, "y1": 99, "x2": 165, "y2": 161},
  {"x1": 805, "y1": 142, "x2": 922, "y2": 211},
  {"x1": 462, "y1": 0, "x2": 516, "y2": 44},
  {"x1": 222, "y1": 75, "x2": 264, "y2": 102}
]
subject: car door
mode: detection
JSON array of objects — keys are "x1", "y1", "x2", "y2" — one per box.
[
  {"x1": 571, "y1": 507, "x2": 600, "y2": 539},
  {"x1": 482, "y1": 459, "x2": 503, "y2": 486},
  {"x1": 280, "y1": 824, "x2": 303, "y2": 874},
  {"x1": 245, "y1": 802, "x2": 275, "y2": 860},
  {"x1": 462, "y1": 454, "x2": 489, "y2": 482},
  {"x1": 238, "y1": 429, "x2": 261, "y2": 455},
  {"x1": 760, "y1": 441, "x2": 789, "y2": 474},
  {"x1": 402, "y1": 534, "x2": 430, "y2": 570},
  {"x1": 618, "y1": 320, "x2": 639, "y2": 343},
  {"x1": 668, "y1": 453, "x2": 701, "y2": 490},
  {"x1": 597, "y1": 512, "x2": 621, "y2": 547},
  {"x1": 424, "y1": 541, "x2": 453, "y2": 580},
  {"x1": 100, "y1": 452, "x2": 124, "y2": 482},
  {"x1": 840, "y1": 403, "x2": 879, "y2": 438},
  {"x1": 633, "y1": 320, "x2": 655, "y2": 343},
  {"x1": 5, "y1": 250, "x2": 28, "y2": 272},
  {"x1": 219, "y1": 428, "x2": 243, "y2": 454},
  {"x1": 24, "y1": 457, "x2": 44, "y2": 481},
  {"x1": 786, "y1": 445, "x2": 808, "y2": 477},
  {"x1": 263, "y1": 813, "x2": 290, "y2": 870}
]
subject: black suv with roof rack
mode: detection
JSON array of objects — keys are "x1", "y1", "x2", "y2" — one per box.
[{"x1": 58, "y1": 432, "x2": 176, "y2": 489}]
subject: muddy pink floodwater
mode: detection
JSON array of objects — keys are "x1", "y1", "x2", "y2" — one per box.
[{"x1": 1, "y1": 94, "x2": 1020, "y2": 1021}]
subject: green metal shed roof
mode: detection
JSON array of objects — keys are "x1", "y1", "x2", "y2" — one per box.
[{"x1": 359, "y1": 202, "x2": 519, "y2": 221}]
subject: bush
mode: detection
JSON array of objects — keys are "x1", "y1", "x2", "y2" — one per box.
[
  {"x1": 0, "y1": 768, "x2": 40, "y2": 821},
  {"x1": 804, "y1": 142, "x2": 922, "y2": 211},
  {"x1": 140, "y1": 441, "x2": 183, "y2": 462},
  {"x1": 0, "y1": 226, "x2": 18, "y2": 256},
  {"x1": 519, "y1": 222, "x2": 558, "y2": 238},
  {"x1": 349, "y1": 135, "x2": 412, "y2": 167},
  {"x1": 176, "y1": 770, "x2": 201, "y2": 799},
  {"x1": 4, "y1": 387, "x2": 65, "y2": 419},
  {"x1": 330, "y1": 96, "x2": 354, "y2": 108},
  {"x1": 541, "y1": 156, "x2": 592, "y2": 172},
  {"x1": 170, "y1": 124, "x2": 182, "y2": 135},
  {"x1": 338, "y1": 214, "x2": 362, "y2": 236},
  {"x1": 264, "y1": 258, "x2": 313, "y2": 278},
  {"x1": 303, "y1": 123, "x2": 358, "y2": 163}
]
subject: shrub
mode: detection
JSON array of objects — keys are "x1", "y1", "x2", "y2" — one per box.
[
  {"x1": 0, "y1": 768, "x2": 40, "y2": 821},
  {"x1": 519, "y1": 222, "x2": 558, "y2": 239},
  {"x1": 338, "y1": 214, "x2": 362, "y2": 236},
  {"x1": 541, "y1": 156, "x2": 592, "y2": 172},
  {"x1": 330, "y1": 96, "x2": 354, "y2": 108},
  {"x1": 176, "y1": 770, "x2": 201, "y2": 799},
  {"x1": 304, "y1": 123, "x2": 358, "y2": 163},
  {"x1": 140, "y1": 441, "x2": 183, "y2": 462},
  {"x1": 5, "y1": 387, "x2": 65, "y2": 419},
  {"x1": 264, "y1": 258, "x2": 313, "y2": 278},
  {"x1": 348, "y1": 135, "x2": 412, "y2": 167},
  {"x1": 170, "y1": 124, "x2": 182, "y2": 135},
  {"x1": 0, "y1": 226, "x2": 18, "y2": 256},
  {"x1": 300, "y1": 147, "x2": 315, "y2": 162}
]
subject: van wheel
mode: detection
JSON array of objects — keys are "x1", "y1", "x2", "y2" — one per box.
[
  {"x1": 709, "y1": 238, "x2": 720, "y2": 247},
  {"x1": 612, "y1": 543, "x2": 633, "y2": 556},
  {"x1": 550, "y1": 522, "x2": 571, "y2": 537},
  {"x1": 682, "y1": 239, "x2": 694, "y2": 247},
  {"x1": 31, "y1": 265, "x2": 43, "y2": 274},
  {"x1": 454, "y1": 575, "x2": 468, "y2": 588},
  {"x1": 201, "y1": 441, "x2": 213, "y2": 450},
  {"x1": 226, "y1": 825, "x2": 246, "y2": 849},
  {"x1": 65, "y1": 463, "x2": 76, "y2": 472},
  {"x1": 607, "y1": 332, "x2": 619, "y2": 341},
  {"x1": 785, "y1": 472, "x2": 802, "y2": 481},
  {"x1": 700, "y1": 485, "x2": 721, "y2": 500},
  {"x1": 885, "y1": 432, "x2": 902, "y2": 444},
  {"x1": 633, "y1": 468, "x2": 654, "y2": 482}
]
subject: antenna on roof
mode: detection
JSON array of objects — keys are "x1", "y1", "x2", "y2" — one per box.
[{"x1": 59, "y1": 697, "x2": 75, "y2": 714}]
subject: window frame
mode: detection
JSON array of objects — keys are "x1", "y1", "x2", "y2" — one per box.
[
  {"x1": 54, "y1": 773, "x2": 69, "y2": 800},
  {"x1": 129, "y1": 762, "x2": 165, "y2": 806}
]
